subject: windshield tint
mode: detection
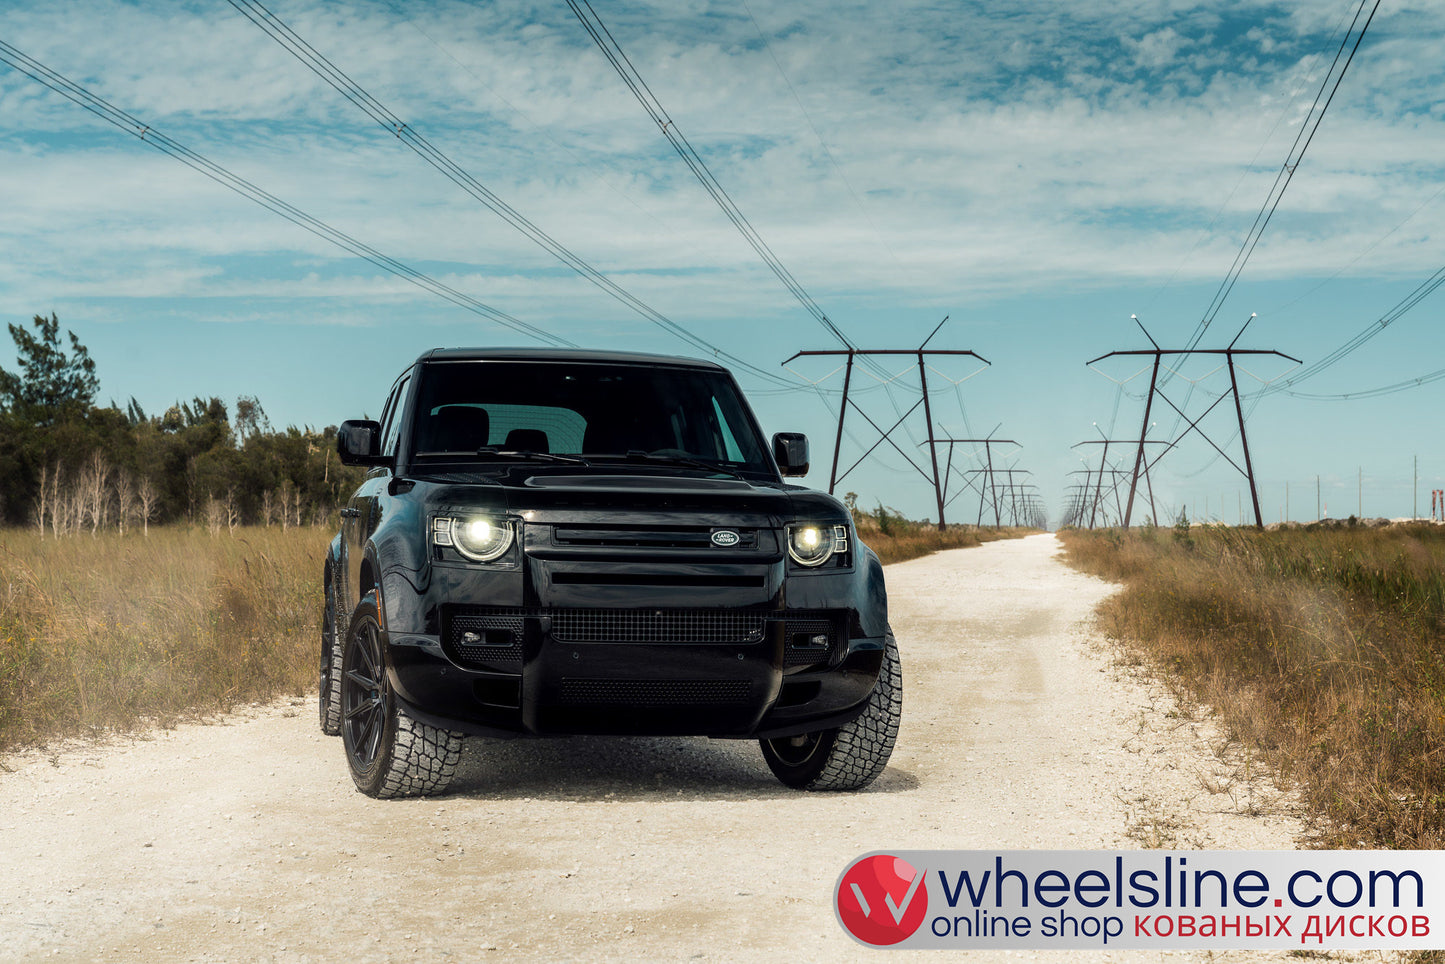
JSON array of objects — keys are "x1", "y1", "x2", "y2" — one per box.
[{"x1": 410, "y1": 360, "x2": 773, "y2": 475}]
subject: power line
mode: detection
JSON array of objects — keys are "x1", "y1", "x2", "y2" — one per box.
[
  {"x1": 1183, "y1": 0, "x2": 1380, "y2": 352},
  {"x1": 739, "y1": 0, "x2": 903, "y2": 268},
  {"x1": 564, "y1": 0, "x2": 952, "y2": 467},
  {"x1": 1263, "y1": 264, "x2": 1445, "y2": 393},
  {"x1": 1280, "y1": 365, "x2": 1445, "y2": 401},
  {"x1": 1147, "y1": 2, "x2": 1376, "y2": 448},
  {"x1": 1139, "y1": 7, "x2": 1353, "y2": 316},
  {"x1": 1266, "y1": 181, "x2": 1445, "y2": 316},
  {"x1": 227, "y1": 0, "x2": 799, "y2": 390},
  {"x1": 565, "y1": 0, "x2": 856, "y2": 353},
  {"x1": 382, "y1": 0, "x2": 665, "y2": 230},
  {"x1": 0, "y1": 39, "x2": 575, "y2": 349}
]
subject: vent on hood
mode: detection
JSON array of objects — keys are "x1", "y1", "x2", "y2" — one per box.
[{"x1": 524, "y1": 474, "x2": 755, "y2": 491}]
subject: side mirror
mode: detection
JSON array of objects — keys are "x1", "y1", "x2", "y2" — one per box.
[
  {"x1": 337, "y1": 419, "x2": 388, "y2": 467},
  {"x1": 772, "y1": 432, "x2": 809, "y2": 477}
]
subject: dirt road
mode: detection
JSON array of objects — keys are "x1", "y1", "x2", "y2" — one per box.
[{"x1": 0, "y1": 534, "x2": 1309, "y2": 962}]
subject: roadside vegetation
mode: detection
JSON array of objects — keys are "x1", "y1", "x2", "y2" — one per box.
[
  {"x1": 847, "y1": 496, "x2": 1032, "y2": 564},
  {"x1": 0, "y1": 313, "x2": 364, "y2": 535},
  {"x1": 0, "y1": 505, "x2": 1026, "y2": 752},
  {"x1": 0, "y1": 312, "x2": 1030, "y2": 752},
  {"x1": 0, "y1": 525, "x2": 324, "y2": 753},
  {"x1": 1060, "y1": 522, "x2": 1445, "y2": 849},
  {"x1": 0, "y1": 312, "x2": 356, "y2": 753}
]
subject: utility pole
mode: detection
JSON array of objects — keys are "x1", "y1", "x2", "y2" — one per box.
[
  {"x1": 924, "y1": 436, "x2": 1017, "y2": 528},
  {"x1": 784, "y1": 319, "x2": 988, "y2": 532},
  {"x1": 963, "y1": 468, "x2": 1034, "y2": 526},
  {"x1": 1317, "y1": 475, "x2": 1321, "y2": 522},
  {"x1": 927, "y1": 436, "x2": 1018, "y2": 527},
  {"x1": 1088, "y1": 314, "x2": 1299, "y2": 528},
  {"x1": 1072, "y1": 436, "x2": 1164, "y2": 528}
]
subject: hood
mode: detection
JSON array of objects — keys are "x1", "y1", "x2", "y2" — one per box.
[{"x1": 409, "y1": 467, "x2": 847, "y2": 526}]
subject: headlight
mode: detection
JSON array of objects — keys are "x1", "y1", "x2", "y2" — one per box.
[
  {"x1": 787, "y1": 523, "x2": 848, "y2": 567},
  {"x1": 432, "y1": 516, "x2": 514, "y2": 562}
]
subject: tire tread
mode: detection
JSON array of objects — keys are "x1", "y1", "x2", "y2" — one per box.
[
  {"x1": 319, "y1": 571, "x2": 342, "y2": 737},
  {"x1": 371, "y1": 704, "x2": 464, "y2": 799},
  {"x1": 804, "y1": 634, "x2": 902, "y2": 790}
]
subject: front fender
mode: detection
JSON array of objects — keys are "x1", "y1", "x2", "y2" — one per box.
[{"x1": 854, "y1": 542, "x2": 888, "y2": 639}]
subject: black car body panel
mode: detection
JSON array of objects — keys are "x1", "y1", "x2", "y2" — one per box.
[{"x1": 330, "y1": 348, "x2": 888, "y2": 741}]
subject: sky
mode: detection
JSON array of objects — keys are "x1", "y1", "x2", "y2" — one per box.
[{"x1": 4, "y1": 0, "x2": 1445, "y2": 526}]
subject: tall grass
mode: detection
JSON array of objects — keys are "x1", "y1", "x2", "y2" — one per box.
[
  {"x1": 0, "y1": 526, "x2": 326, "y2": 751},
  {"x1": 853, "y1": 509, "x2": 1030, "y2": 565},
  {"x1": 1060, "y1": 524, "x2": 1445, "y2": 848},
  {"x1": 0, "y1": 516, "x2": 1026, "y2": 754}
]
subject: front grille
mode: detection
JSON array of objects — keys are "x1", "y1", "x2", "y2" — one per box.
[
  {"x1": 550, "y1": 572, "x2": 765, "y2": 588},
  {"x1": 552, "y1": 609, "x2": 765, "y2": 644},
  {"x1": 560, "y1": 678, "x2": 753, "y2": 706},
  {"x1": 552, "y1": 526, "x2": 758, "y2": 550},
  {"x1": 442, "y1": 606, "x2": 848, "y2": 668}
]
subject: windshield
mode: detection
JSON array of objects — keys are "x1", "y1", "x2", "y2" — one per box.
[{"x1": 410, "y1": 360, "x2": 774, "y2": 477}]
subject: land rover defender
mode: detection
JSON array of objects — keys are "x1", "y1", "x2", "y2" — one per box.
[{"x1": 322, "y1": 348, "x2": 899, "y2": 797}]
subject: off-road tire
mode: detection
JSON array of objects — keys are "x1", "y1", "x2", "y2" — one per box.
[
  {"x1": 760, "y1": 629, "x2": 901, "y2": 791},
  {"x1": 341, "y1": 593, "x2": 463, "y2": 798},
  {"x1": 319, "y1": 567, "x2": 342, "y2": 736}
]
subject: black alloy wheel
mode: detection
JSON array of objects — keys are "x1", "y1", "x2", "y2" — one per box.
[
  {"x1": 761, "y1": 729, "x2": 840, "y2": 786},
  {"x1": 337, "y1": 593, "x2": 464, "y2": 798},
  {"x1": 759, "y1": 630, "x2": 902, "y2": 791},
  {"x1": 341, "y1": 614, "x2": 388, "y2": 774}
]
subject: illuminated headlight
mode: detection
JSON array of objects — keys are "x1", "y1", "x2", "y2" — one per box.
[
  {"x1": 432, "y1": 516, "x2": 514, "y2": 562},
  {"x1": 787, "y1": 523, "x2": 849, "y2": 567}
]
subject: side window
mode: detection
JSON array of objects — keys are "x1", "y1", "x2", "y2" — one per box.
[{"x1": 379, "y1": 373, "x2": 411, "y2": 457}]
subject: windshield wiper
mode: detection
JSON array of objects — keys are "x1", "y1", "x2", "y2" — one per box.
[{"x1": 474, "y1": 447, "x2": 589, "y2": 465}]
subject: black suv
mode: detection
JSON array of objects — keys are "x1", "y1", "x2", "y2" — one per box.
[{"x1": 322, "y1": 348, "x2": 899, "y2": 797}]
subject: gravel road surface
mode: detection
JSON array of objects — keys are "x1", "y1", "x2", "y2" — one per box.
[{"x1": 0, "y1": 534, "x2": 1314, "y2": 962}]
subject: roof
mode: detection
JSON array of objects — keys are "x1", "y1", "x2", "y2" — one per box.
[{"x1": 415, "y1": 347, "x2": 728, "y2": 371}]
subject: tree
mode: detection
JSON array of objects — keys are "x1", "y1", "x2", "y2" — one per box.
[
  {"x1": 0, "y1": 313, "x2": 99, "y2": 421},
  {"x1": 234, "y1": 395, "x2": 271, "y2": 442},
  {"x1": 79, "y1": 451, "x2": 110, "y2": 536},
  {"x1": 136, "y1": 477, "x2": 158, "y2": 536},
  {"x1": 114, "y1": 470, "x2": 138, "y2": 536},
  {"x1": 0, "y1": 313, "x2": 366, "y2": 529}
]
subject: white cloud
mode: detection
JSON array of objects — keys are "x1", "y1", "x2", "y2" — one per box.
[
  {"x1": 1124, "y1": 27, "x2": 1188, "y2": 69},
  {"x1": 4, "y1": 0, "x2": 1445, "y2": 475}
]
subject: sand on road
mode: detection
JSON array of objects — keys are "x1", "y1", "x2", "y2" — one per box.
[{"x1": 0, "y1": 533, "x2": 1309, "y2": 962}]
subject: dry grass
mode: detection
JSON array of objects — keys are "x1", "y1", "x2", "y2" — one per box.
[
  {"x1": 0, "y1": 515, "x2": 1025, "y2": 754},
  {"x1": 0, "y1": 526, "x2": 325, "y2": 752},
  {"x1": 1059, "y1": 523, "x2": 1445, "y2": 848},
  {"x1": 854, "y1": 510, "x2": 1031, "y2": 565}
]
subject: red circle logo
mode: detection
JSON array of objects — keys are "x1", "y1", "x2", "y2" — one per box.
[{"x1": 836, "y1": 854, "x2": 929, "y2": 946}]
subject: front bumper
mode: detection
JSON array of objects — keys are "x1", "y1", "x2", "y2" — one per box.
[{"x1": 386, "y1": 613, "x2": 885, "y2": 739}]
